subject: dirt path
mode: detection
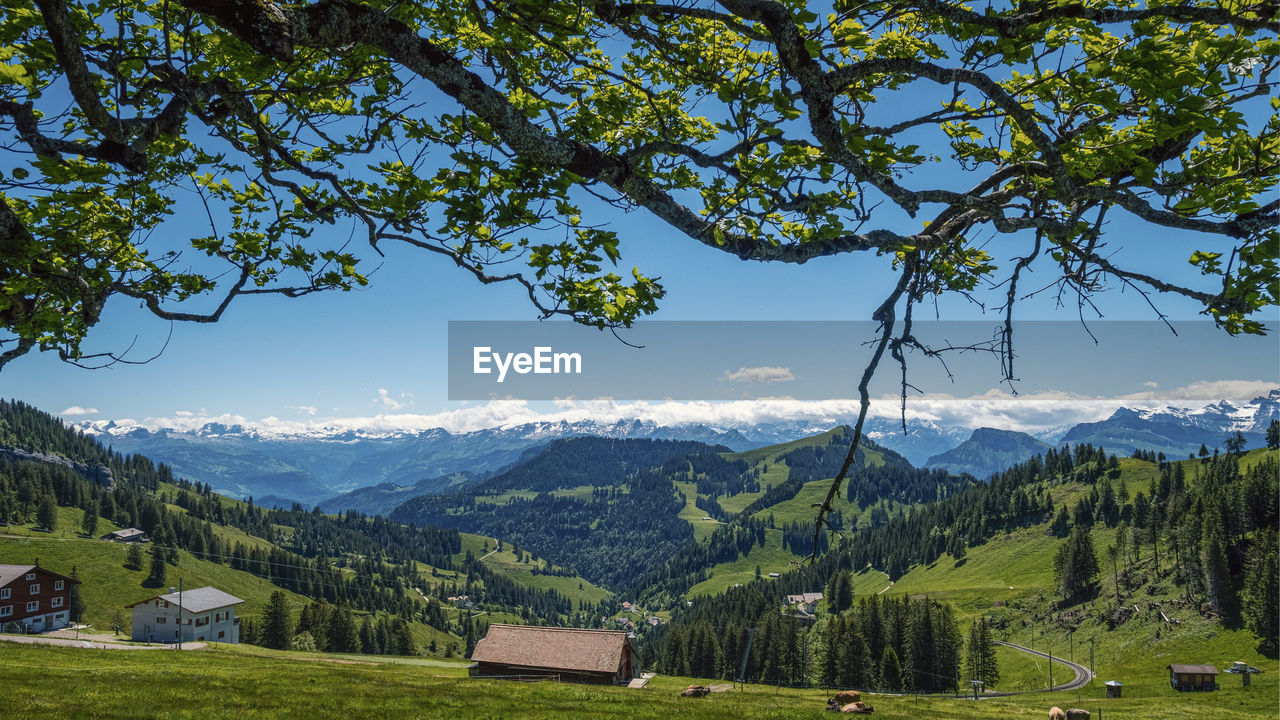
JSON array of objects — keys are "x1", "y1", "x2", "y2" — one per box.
[
  {"x1": 0, "y1": 634, "x2": 207, "y2": 651},
  {"x1": 873, "y1": 569, "x2": 894, "y2": 595}
]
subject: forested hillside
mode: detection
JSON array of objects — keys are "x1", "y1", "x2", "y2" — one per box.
[
  {"x1": 392, "y1": 438, "x2": 732, "y2": 589},
  {"x1": 0, "y1": 401, "x2": 607, "y2": 657},
  {"x1": 637, "y1": 442, "x2": 1278, "y2": 691}
]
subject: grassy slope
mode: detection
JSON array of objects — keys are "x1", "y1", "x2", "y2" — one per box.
[
  {"x1": 448, "y1": 532, "x2": 611, "y2": 608},
  {"x1": 684, "y1": 431, "x2": 891, "y2": 595},
  {"x1": 687, "y1": 529, "x2": 800, "y2": 597},
  {"x1": 861, "y1": 448, "x2": 1279, "y2": 710},
  {"x1": 675, "y1": 481, "x2": 724, "y2": 543},
  {"x1": 1, "y1": 641, "x2": 1273, "y2": 720},
  {"x1": 0, "y1": 512, "x2": 308, "y2": 633}
]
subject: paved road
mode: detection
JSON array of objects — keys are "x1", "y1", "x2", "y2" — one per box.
[
  {"x1": 0, "y1": 634, "x2": 207, "y2": 651},
  {"x1": 992, "y1": 641, "x2": 1093, "y2": 693}
]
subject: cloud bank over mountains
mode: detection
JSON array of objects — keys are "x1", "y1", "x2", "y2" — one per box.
[{"x1": 76, "y1": 379, "x2": 1278, "y2": 440}]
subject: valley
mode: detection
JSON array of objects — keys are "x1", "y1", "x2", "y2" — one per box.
[{"x1": 0, "y1": 398, "x2": 1276, "y2": 720}]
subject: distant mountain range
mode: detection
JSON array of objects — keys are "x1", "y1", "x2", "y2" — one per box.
[
  {"x1": 318, "y1": 471, "x2": 481, "y2": 516},
  {"x1": 80, "y1": 418, "x2": 759, "y2": 504},
  {"x1": 1059, "y1": 390, "x2": 1280, "y2": 457},
  {"x1": 76, "y1": 390, "x2": 1279, "y2": 506},
  {"x1": 925, "y1": 428, "x2": 1052, "y2": 480}
]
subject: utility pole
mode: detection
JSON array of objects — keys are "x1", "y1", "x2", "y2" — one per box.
[
  {"x1": 177, "y1": 578, "x2": 183, "y2": 651},
  {"x1": 1069, "y1": 629, "x2": 1074, "y2": 662},
  {"x1": 1089, "y1": 637, "x2": 1095, "y2": 685},
  {"x1": 1048, "y1": 646, "x2": 1053, "y2": 689}
]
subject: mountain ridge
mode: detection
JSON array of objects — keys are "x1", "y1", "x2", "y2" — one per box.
[{"x1": 69, "y1": 391, "x2": 1280, "y2": 505}]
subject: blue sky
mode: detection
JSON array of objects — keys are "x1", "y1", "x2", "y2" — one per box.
[{"x1": 5, "y1": 202, "x2": 1275, "y2": 432}]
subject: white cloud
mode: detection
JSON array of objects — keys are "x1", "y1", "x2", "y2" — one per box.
[
  {"x1": 58, "y1": 406, "x2": 99, "y2": 416},
  {"x1": 372, "y1": 388, "x2": 412, "y2": 411},
  {"x1": 81, "y1": 380, "x2": 1278, "y2": 439},
  {"x1": 721, "y1": 366, "x2": 795, "y2": 383},
  {"x1": 291, "y1": 405, "x2": 318, "y2": 416},
  {"x1": 1143, "y1": 381, "x2": 1159, "y2": 388}
]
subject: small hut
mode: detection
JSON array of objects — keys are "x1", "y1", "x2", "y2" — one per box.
[
  {"x1": 1167, "y1": 664, "x2": 1217, "y2": 691},
  {"x1": 1104, "y1": 680, "x2": 1122, "y2": 698}
]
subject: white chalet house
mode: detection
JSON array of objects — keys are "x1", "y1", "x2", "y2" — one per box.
[{"x1": 126, "y1": 587, "x2": 243, "y2": 644}]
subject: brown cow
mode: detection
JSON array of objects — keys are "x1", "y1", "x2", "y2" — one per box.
[
  {"x1": 1065, "y1": 710, "x2": 1090, "y2": 720},
  {"x1": 834, "y1": 690, "x2": 862, "y2": 704},
  {"x1": 680, "y1": 686, "x2": 710, "y2": 697},
  {"x1": 1049, "y1": 707, "x2": 1067, "y2": 720},
  {"x1": 841, "y1": 701, "x2": 874, "y2": 714}
]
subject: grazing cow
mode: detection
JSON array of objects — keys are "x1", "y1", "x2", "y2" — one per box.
[
  {"x1": 834, "y1": 690, "x2": 862, "y2": 704},
  {"x1": 680, "y1": 685, "x2": 710, "y2": 697},
  {"x1": 1065, "y1": 710, "x2": 1090, "y2": 720},
  {"x1": 1049, "y1": 707, "x2": 1067, "y2": 720}
]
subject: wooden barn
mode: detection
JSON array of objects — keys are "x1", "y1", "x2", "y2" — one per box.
[
  {"x1": 1168, "y1": 664, "x2": 1218, "y2": 691},
  {"x1": 468, "y1": 624, "x2": 637, "y2": 684}
]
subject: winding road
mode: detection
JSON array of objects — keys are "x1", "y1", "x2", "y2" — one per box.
[{"x1": 991, "y1": 640, "x2": 1094, "y2": 694}]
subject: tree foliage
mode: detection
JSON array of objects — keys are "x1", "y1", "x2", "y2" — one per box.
[
  {"x1": 262, "y1": 590, "x2": 294, "y2": 650},
  {"x1": 1243, "y1": 527, "x2": 1279, "y2": 657},
  {"x1": 1054, "y1": 524, "x2": 1100, "y2": 600},
  {"x1": 965, "y1": 616, "x2": 999, "y2": 689},
  {"x1": 0, "y1": 0, "x2": 1276, "y2": 368}
]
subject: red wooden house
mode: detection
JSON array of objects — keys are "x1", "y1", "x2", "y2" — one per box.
[{"x1": 0, "y1": 563, "x2": 79, "y2": 633}]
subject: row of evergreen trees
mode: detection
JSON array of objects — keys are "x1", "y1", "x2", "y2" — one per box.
[
  {"x1": 241, "y1": 591, "x2": 417, "y2": 656},
  {"x1": 650, "y1": 587, "x2": 973, "y2": 692}
]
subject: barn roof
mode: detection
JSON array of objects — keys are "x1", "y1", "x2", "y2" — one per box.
[
  {"x1": 470, "y1": 624, "x2": 632, "y2": 675},
  {"x1": 1168, "y1": 664, "x2": 1218, "y2": 674}
]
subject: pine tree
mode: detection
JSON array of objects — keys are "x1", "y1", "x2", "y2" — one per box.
[
  {"x1": 392, "y1": 618, "x2": 416, "y2": 656},
  {"x1": 977, "y1": 618, "x2": 999, "y2": 689},
  {"x1": 1054, "y1": 525, "x2": 1099, "y2": 600},
  {"x1": 880, "y1": 646, "x2": 904, "y2": 691},
  {"x1": 1050, "y1": 505, "x2": 1070, "y2": 537},
  {"x1": 359, "y1": 616, "x2": 375, "y2": 654},
  {"x1": 328, "y1": 605, "x2": 359, "y2": 653},
  {"x1": 124, "y1": 543, "x2": 143, "y2": 571},
  {"x1": 1242, "y1": 528, "x2": 1279, "y2": 656},
  {"x1": 238, "y1": 617, "x2": 258, "y2": 645},
  {"x1": 144, "y1": 541, "x2": 166, "y2": 587},
  {"x1": 826, "y1": 570, "x2": 853, "y2": 614},
  {"x1": 1200, "y1": 506, "x2": 1233, "y2": 618},
  {"x1": 1107, "y1": 542, "x2": 1122, "y2": 605},
  {"x1": 965, "y1": 621, "x2": 981, "y2": 685},
  {"x1": 67, "y1": 566, "x2": 84, "y2": 624},
  {"x1": 821, "y1": 615, "x2": 842, "y2": 687},
  {"x1": 297, "y1": 601, "x2": 330, "y2": 650},
  {"x1": 80, "y1": 502, "x2": 98, "y2": 536},
  {"x1": 262, "y1": 590, "x2": 293, "y2": 650},
  {"x1": 37, "y1": 493, "x2": 57, "y2": 531},
  {"x1": 838, "y1": 628, "x2": 870, "y2": 690}
]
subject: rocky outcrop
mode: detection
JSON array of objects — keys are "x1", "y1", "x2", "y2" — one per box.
[{"x1": 0, "y1": 447, "x2": 114, "y2": 489}]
